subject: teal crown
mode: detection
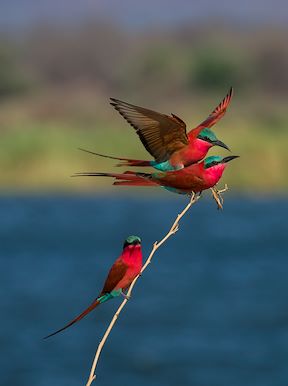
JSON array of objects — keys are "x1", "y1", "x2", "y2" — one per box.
[
  {"x1": 125, "y1": 235, "x2": 141, "y2": 244},
  {"x1": 204, "y1": 155, "x2": 239, "y2": 168},
  {"x1": 198, "y1": 128, "x2": 218, "y2": 142},
  {"x1": 204, "y1": 156, "x2": 223, "y2": 169}
]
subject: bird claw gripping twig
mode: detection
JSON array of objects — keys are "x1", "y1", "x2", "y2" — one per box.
[
  {"x1": 120, "y1": 291, "x2": 131, "y2": 300},
  {"x1": 210, "y1": 184, "x2": 229, "y2": 210}
]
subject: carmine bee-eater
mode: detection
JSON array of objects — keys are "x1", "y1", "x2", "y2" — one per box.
[
  {"x1": 80, "y1": 88, "x2": 233, "y2": 172},
  {"x1": 44, "y1": 235, "x2": 142, "y2": 339},
  {"x1": 74, "y1": 155, "x2": 239, "y2": 195}
]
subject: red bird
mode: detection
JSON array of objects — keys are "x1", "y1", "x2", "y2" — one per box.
[
  {"x1": 44, "y1": 236, "x2": 142, "y2": 338},
  {"x1": 74, "y1": 155, "x2": 239, "y2": 195},
  {"x1": 80, "y1": 88, "x2": 232, "y2": 171}
]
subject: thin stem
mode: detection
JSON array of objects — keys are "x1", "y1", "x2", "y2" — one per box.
[
  {"x1": 210, "y1": 184, "x2": 229, "y2": 210},
  {"x1": 85, "y1": 193, "x2": 200, "y2": 386}
]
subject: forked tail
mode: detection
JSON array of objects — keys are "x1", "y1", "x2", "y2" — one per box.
[
  {"x1": 79, "y1": 148, "x2": 151, "y2": 167},
  {"x1": 44, "y1": 299, "x2": 100, "y2": 339}
]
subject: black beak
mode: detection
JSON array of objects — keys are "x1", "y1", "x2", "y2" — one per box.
[
  {"x1": 222, "y1": 155, "x2": 239, "y2": 163},
  {"x1": 213, "y1": 139, "x2": 230, "y2": 151}
]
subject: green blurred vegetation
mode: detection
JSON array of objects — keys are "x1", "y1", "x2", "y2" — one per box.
[
  {"x1": 0, "y1": 43, "x2": 31, "y2": 97},
  {"x1": 0, "y1": 22, "x2": 287, "y2": 193}
]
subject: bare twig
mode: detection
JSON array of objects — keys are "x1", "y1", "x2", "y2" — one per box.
[
  {"x1": 85, "y1": 192, "x2": 200, "y2": 386},
  {"x1": 210, "y1": 184, "x2": 229, "y2": 210}
]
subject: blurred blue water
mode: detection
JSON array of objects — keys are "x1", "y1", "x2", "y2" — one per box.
[{"x1": 0, "y1": 195, "x2": 287, "y2": 386}]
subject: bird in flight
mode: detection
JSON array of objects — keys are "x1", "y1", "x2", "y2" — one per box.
[{"x1": 80, "y1": 87, "x2": 233, "y2": 171}]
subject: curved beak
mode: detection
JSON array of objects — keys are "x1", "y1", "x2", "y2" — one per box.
[
  {"x1": 213, "y1": 139, "x2": 230, "y2": 151},
  {"x1": 222, "y1": 155, "x2": 239, "y2": 163}
]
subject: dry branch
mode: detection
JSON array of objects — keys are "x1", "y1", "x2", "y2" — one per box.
[
  {"x1": 210, "y1": 184, "x2": 229, "y2": 210},
  {"x1": 85, "y1": 192, "x2": 200, "y2": 386}
]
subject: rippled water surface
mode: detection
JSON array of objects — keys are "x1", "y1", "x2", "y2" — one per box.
[{"x1": 1, "y1": 195, "x2": 287, "y2": 386}]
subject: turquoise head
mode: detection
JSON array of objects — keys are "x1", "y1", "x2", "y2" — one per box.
[
  {"x1": 204, "y1": 155, "x2": 239, "y2": 169},
  {"x1": 197, "y1": 128, "x2": 230, "y2": 151},
  {"x1": 123, "y1": 235, "x2": 142, "y2": 248}
]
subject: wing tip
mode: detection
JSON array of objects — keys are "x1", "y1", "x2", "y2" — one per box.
[
  {"x1": 110, "y1": 97, "x2": 131, "y2": 109},
  {"x1": 110, "y1": 97, "x2": 123, "y2": 109},
  {"x1": 228, "y1": 86, "x2": 234, "y2": 100},
  {"x1": 217, "y1": 86, "x2": 234, "y2": 112}
]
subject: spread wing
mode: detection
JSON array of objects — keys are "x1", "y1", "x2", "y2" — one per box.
[
  {"x1": 190, "y1": 87, "x2": 233, "y2": 138},
  {"x1": 99, "y1": 257, "x2": 128, "y2": 296},
  {"x1": 110, "y1": 98, "x2": 188, "y2": 163}
]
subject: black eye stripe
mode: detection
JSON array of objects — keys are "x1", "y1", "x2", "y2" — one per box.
[
  {"x1": 208, "y1": 161, "x2": 219, "y2": 167},
  {"x1": 200, "y1": 136, "x2": 213, "y2": 143}
]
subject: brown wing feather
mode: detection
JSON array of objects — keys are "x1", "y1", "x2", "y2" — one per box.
[
  {"x1": 99, "y1": 257, "x2": 128, "y2": 296},
  {"x1": 190, "y1": 87, "x2": 233, "y2": 138},
  {"x1": 110, "y1": 98, "x2": 188, "y2": 163}
]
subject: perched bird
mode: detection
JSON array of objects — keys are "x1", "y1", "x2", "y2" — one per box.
[
  {"x1": 44, "y1": 235, "x2": 142, "y2": 339},
  {"x1": 80, "y1": 88, "x2": 233, "y2": 172},
  {"x1": 74, "y1": 155, "x2": 239, "y2": 195}
]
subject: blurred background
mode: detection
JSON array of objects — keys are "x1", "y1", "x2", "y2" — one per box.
[
  {"x1": 1, "y1": 1, "x2": 288, "y2": 386},
  {"x1": 1, "y1": 0, "x2": 288, "y2": 191}
]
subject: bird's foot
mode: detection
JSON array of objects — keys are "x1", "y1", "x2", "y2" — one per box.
[
  {"x1": 120, "y1": 291, "x2": 131, "y2": 300},
  {"x1": 188, "y1": 191, "x2": 202, "y2": 201},
  {"x1": 210, "y1": 184, "x2": 228, "y2": 210}
]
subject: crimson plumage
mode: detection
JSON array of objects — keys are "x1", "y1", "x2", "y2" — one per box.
[
  {"x1": 44, "y1": 236, "x2": 142, "y2": 339},
  {"x1": 74, "y1": 155, "x2": 239, "y2": 195},
  {"x1": 79, "y1": 88, "x2": 232, "y2": 171}
]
